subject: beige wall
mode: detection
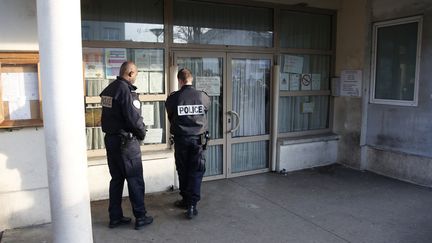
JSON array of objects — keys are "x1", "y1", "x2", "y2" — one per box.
[{"x1": 333, "y1": 0, "x2": 368, "y2": 168}]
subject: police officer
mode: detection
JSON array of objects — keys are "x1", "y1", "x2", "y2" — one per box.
[
  {"x1": 165, "y1": 68, "x2": 211, "y2": 219},
  {"x1": 100, "y1": 61, "x2": 153, "y2": 230}
]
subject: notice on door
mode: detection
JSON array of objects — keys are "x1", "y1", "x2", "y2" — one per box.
[{"x1": 195, "y1": 76, "x2": 221, "y2": 96}]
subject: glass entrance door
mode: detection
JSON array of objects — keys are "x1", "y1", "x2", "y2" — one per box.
[
  {"x1": 174, "y1": 52, "x2": 272, "y2": 179},
  {"x1": 175, "y1": 52, "x2": 226, "y2": 180},
  {"x1": 227, "y1": 54, "x2": 272, "y2": 177}
]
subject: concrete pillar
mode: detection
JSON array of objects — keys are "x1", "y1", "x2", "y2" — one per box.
[{"x1": 36, "y1": 0, "x2": 93, "y2": 242}]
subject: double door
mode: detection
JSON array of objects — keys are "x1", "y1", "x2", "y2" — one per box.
[{"x1": 174, "y1": 52, "x2": 272, "y2": 179}]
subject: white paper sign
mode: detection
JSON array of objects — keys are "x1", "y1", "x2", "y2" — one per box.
[
  {"x1": 9, "y1": 98, "x2": 31, "y2": 120},
  {"x1": 340, "y1": 70, "x2": 362, "y2": 97},
  {"x1": 311, "y1": 74, "x2": 321, "y2": 91},
  {"x1": 142, "y1": 104, "x2": 154, "y2": 126},
  {"x1": 300, "y1": 73, "x2": 312, "y2": 91},
  {"x1": 1, "y1": 73, "x2": 21, "y2": 101},
  {"x1": 289, "y1": 73, "x2": 300, "y2": 91},
  {"x1": 144, "y1": 128, "x2": 163, "y2": 144},
  {"x1": 136, "y1": 72, "x2": 149, "y2": 93},
  {"x1": 149, "y1": 72, "x2": 163, "y2": 93},
  {"x1": 284, "y1": 55, "x2": 304, "y2": 74},
  {"x1": 195, "y1": 76, "x2": 221, "y2": 96},
  {"x1": 302, "y1": 102, "x2": 315, "y2": 113},
  {"x1": 1, "y1": 72, "x2": 39, "y2": 101},
  {"x1": 280, "y1": 73, "x2": 289, "y2": 91}
]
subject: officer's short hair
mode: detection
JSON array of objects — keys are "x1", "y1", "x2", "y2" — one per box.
[
  {"x1": 177, "y1": 68, "x2": 193, "y2": 82},
  {"x1": 119, "y1": 61, "x2": 136, "y2": 76}
]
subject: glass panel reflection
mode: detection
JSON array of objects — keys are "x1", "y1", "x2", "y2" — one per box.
[
  {"x1": 278, "y1": 96, "x2": 329, "y2": 133},
  {"x1": 231, "y1": 141, "x2": 268, "y2": 173},
  {"x1": 231, "y1": 58, "x2": 270, "y2": 137},
  {"x1": 204, "y1": 145, "x2": 223, "y2": 177},
  {"x1": 173, "y1": 0, "x2": 273, "y2": 47}
]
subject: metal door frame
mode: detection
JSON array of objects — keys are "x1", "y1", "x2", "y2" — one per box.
[
  {"x1": 172, "y1": 51, "x2": 273, "y2": 180},
  {"x1": 226, "y1": 53, "x2": 273, "y2": 178}
]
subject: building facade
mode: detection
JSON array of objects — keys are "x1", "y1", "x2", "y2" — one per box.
[{"x1": 0, "y1": 0, "x2": 431, "y2": 230}]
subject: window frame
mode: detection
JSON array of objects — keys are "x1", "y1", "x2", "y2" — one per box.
[
  {"x1": 276, "y1": 7, "x2": 336, "y2": 139},
  {"x1": 370, "y1": 16, "x2": 423, "y2": 107},
  {"x1": 82, "y1": 44, "x2": 170, "y2": 157}
]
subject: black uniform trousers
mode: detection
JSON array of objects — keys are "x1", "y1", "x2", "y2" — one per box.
[
  {"x1": 174, "y1": 135, "x2": 206, "y2": 207},
  {"x1": 105, "y1": 134, "x2": 146, "y2": 220}
]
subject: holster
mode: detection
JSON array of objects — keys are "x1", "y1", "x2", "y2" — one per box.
[
  {"x1": 119, "y1": 130, "x2": 134, "y2": 146},
  {"x1": 201, "y1": 131, "x2": 210, "y2": 150}
]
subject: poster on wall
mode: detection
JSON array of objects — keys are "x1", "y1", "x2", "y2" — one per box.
[
  {"x1": 105, "y1": 48, "x2": 127, "y2": 79},
  {"x1": 340, "y1": 70, "x2": 362, "y2": 97},
  {"x1": 195, "y1": 76, "x2": 221, "y2": 96}
]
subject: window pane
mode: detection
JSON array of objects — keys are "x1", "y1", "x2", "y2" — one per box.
[
  {"x1": 85, "y1": 101, "x2": 166, "y2": 150},
  {"x1": 81, "y1": 0, "x2": 164, "y2": 42},
  {"x1": 204, "y1": 145, "x2": 223, "y2": 177},
  {"x1": 280, "y1": 11, "x2": 332, "y2": 50},
  {"x1": 83, "y1": 48, "x2": 165, "y2": 96},
  {"x1": 278, "y1": 96, "x2": 329, "y2": 133},
  {"x1": 173, "y1": 0, "x2": 273, "y2": 47},
  {"x1": 375, "y1": 22, "x2": 418, "y2": 101},
  {"x1": 231, "y1": 58, "x2": 271, "y2": 137},
  {"x1": 231, "y1": 141, "x2": 268, "y2": 173},
  {"x1": 280, "y1": 54, "x2": 330, "y2": 91}
]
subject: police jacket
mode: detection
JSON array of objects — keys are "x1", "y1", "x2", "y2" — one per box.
[
  {"x1": 165, "y1": 85, "x2": 211, "y2": 136},
  {"x1": 100, "y1": 77, "x2": 146, "y2": 140}
]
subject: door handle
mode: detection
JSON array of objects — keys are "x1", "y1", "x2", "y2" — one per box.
[{"x1": 227, "y1": 110, "x2": 240, "y2": 133}]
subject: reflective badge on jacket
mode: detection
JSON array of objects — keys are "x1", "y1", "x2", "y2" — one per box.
[
  {"x1": 101, "y1": 96, "x2": 113, "y2": 108},
  {"x1": 177, "y1": 105, "x2": 204, "y2": 116}
]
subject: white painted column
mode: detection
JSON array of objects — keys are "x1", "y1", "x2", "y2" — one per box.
[
  {"x1": 36, "y1": 1, "x2": 93, "y2": 242},
  {"x1": 271, "y1": 65, "x2": 280, "y2": 171},
  {"x1": 169, "y1": 65, "x2": 179, "y2": 189}
]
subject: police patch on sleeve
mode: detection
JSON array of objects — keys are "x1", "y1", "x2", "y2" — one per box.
[
  {"x1": 133, "y1": 100, "x2": 141, "y2": 109},
  {"x1": 101, "y1": 96, "x2": 113, "y2": 108},
  {"x1": 177, "y1": 105, "x2": 204, "y2": 116}
]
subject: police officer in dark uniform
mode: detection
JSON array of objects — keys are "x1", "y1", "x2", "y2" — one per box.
[
  {"x1": 165, "y1": 68, "x2": 211, "y2": 219},
  {"x1": 100, "y1": 61, "x2": 153, "y2": 230}
]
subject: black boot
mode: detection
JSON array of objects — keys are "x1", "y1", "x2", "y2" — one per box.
[
  {"x1": 135, "y1": 215, "x2": 154, "y2": 230},
  {"x1": 109, "y1": 216, "x2": 131, "y2": 228},
  {"x1": 185, "y1": 206, "x2": 198, "y2": 219},
  {"x1": 174, "y1": 199, "x2": 188, "y2": 209}
]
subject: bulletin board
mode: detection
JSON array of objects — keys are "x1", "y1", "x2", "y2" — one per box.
[{"x1": 0, "y1": 52, "x2": 43, "y2": 128}]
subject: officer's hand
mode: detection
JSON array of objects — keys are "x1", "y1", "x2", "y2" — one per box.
[{"x1": 198, "y1": 155, "x2": 206, "y2": 172}]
